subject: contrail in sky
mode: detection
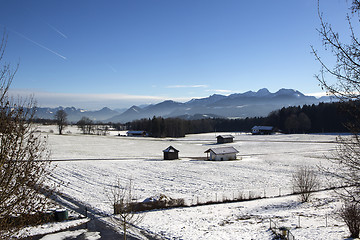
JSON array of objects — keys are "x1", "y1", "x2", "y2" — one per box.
[
  {"x1": 47, "y1": 23, "x2": 68, "y2": 39},
  {"x1": 109, "y1": 65, "x2": 117, "y2": 73},
  {"x1": 11, "y1": 30, "x2": 67, "y2": 60}
]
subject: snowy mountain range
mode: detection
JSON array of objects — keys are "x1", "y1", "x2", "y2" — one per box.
[{"x1": 35, "y1": 88, "x2": 332, "y2": 123}]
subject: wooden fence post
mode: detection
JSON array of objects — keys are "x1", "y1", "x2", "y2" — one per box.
[{"x1": 326, "y1": 214, "x2": 328, "y2": 227}]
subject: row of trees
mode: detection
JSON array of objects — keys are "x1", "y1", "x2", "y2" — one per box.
[
  {"x1": 126, "y1": 117, "x2": 215, "y2": 137},
  {"x1": 52, "y1": 112, "x2": 110, "y2": 136}
]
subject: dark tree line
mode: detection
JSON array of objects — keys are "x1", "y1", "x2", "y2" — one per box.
[
  {"x1": 125, "y1": 100, "x2": 353, "y2": 138},
  {"x1": 267, "y1": 101, "x2": 352, "y2": 133},
  {"x1": 125, "y1": 117, "x2": 215, "y2": 138}
]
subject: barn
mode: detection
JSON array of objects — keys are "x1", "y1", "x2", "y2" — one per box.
[
  {"x1": 216, "y1": 135, "x2": 234, "y2": 144},
  {"x1": 204, "y1": 146, "x2": 239, "y2": 161},
  {"x1": 163, "y1": 146, "x2": 179, "y2": 160},
  {"x1": 251, "y1": 126, "x2": 274, "y2": 135}
]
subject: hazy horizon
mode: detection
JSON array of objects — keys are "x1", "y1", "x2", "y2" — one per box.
[{"x1": 9, "y1": 87, "x2": 328, "y2": 111}]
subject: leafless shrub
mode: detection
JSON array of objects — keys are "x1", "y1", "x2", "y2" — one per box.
[
  {"x1": 130, "y1": 194, "x2": 185, "y2": 212},
  {"x1": 339, "y1": 202, "x2": 360, "y2": 238},
  {"x1": 292, "y1": 166, "x2": 319, "y2": 202},
  {"x1": 169, "y1": 198, "x2": 185, "y2": 206},
  {"x1": 325, "y1": 135, "x2": 360, "y2": 203}
]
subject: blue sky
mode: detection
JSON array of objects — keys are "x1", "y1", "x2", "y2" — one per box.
[{"x1": 0, "y1": 0, "x2": 351, "y2": 109}]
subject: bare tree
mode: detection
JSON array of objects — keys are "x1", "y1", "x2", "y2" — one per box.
[
  {"x1": 77, "y1": 116, "x2": 94, "y2": 134},
  {"x1": 313, "y1": 0, "x2": 360, "y2": 200},
  {"x1": 292, "y1": 166, "x2": 319, "y2": 202},
  {"x1": 54, "y1": 109, "x2": 68, "y2": 135},
  {"x1": 312, "y1": 2, "x2": 360, "y2": 236},
  {"x1": 312, "y1": 0, "x2": 360, "y2": 102},
  {"x1": 107, "y1": 178, "x2": 143, "y2": 240},
  {"x1": 0, "y1": 32, "x2": 52, "y2": 237},
  {"x1": 94, "y1": 124, "x2": 109, "y2": 136}
]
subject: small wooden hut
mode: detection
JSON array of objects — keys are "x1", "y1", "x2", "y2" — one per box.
[
  {"x1": 216, "y1": 135, "x2": 234, "y2": 144},
  {"x1": 163, "y1": 146, "x2": 179, "y2": 160}
]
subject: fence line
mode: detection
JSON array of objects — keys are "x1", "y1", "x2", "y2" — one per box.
[
  {"x1": 186, "y1": 187, "x2": 294, "y2": 206},
  {"x1": 184, "y1": 185, "x2": 346, "y2": 207}
]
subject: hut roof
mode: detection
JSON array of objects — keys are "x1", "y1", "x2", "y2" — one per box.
[
  {"x1": 204, "y1": 146, "x2": 238, "y2": 155},
  {"x1": 251, "y1": 126, "x2": 273, "y2": 131},
  {"x1": 163, "y1": 146, "x2": 179, "y2": 153},
  {"x1": 216, "y1": 135, "x2": 234, "y2": 139},
  {"x1": 127, "y1": 130, "x2": 146, "y2": 134}
]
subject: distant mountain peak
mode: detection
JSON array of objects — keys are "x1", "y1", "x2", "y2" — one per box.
[
  {"x1": 162, "y1": 100, "x2": 175, "y2": 103},
  {"x1": 210, "y1": 93, "x2": 225, "y2": 97},
  {"x1": 129, "y1": 105, "x2": 142, "y2": 111},
  {"x1": 256, "y1": 88, "x2": 271, "y2": 96},
  {"x1": 186, "y1": 94, "x2": 226, "y2": 106},
  {"x1": 275, "y1": 88, "x2": 305, "y2": 97},
  {"x1": 239, "y1": 91, "x2": 256, "y2": 97},
  {"x1": 155, "y1": 100, "x2": 182, "y2": 107}
]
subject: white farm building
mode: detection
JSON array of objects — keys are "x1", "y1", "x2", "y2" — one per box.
[{"x1": 204, "y1": 146, "x2": 239, "y2": 161}]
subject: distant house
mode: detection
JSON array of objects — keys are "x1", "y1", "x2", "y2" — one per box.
[
  {"x1": 163, "y1": 146, "x2": 179, "y2": 160},
  {"x1": 216, "y1": 135, "x2": 234, "y2": 144},
  {"x1": 251, "y1": 126, "x2": 274, "y2": 135},
  {"x1": 204, "y1": 146, "x2": 239, "y2": 161},
  {"x1": 127, "y1": 130, "x2": 147, "y2": 137}
]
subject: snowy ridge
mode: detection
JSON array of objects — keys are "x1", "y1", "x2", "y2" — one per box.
[{"x1": 109, "y1": 88, "x2": 326, "y2": 123}]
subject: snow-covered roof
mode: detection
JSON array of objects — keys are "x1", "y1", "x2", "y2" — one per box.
[
  {"x1": 204, "y1": 146, "x2": 238, "y2": 155},
  {"x1": 216, "y1": 135, "x2": 234, "y2": 139},
  {"x1": 143, "y1": 194, "x2": 172, "y2": 203},
  {"x1": 127, "y1": 130, "x2": 146, "y2": 134},
  {"x1": 251, "y1": 126, "x2": 273, "y2": 131},
  {"x1": 163, "y1": 146, "x2": 179, "y2": 153}
]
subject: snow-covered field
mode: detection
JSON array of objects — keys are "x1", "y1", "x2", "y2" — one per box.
[{"x1": 35, "y1": 125, "x2": 350, "y2": 239}]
